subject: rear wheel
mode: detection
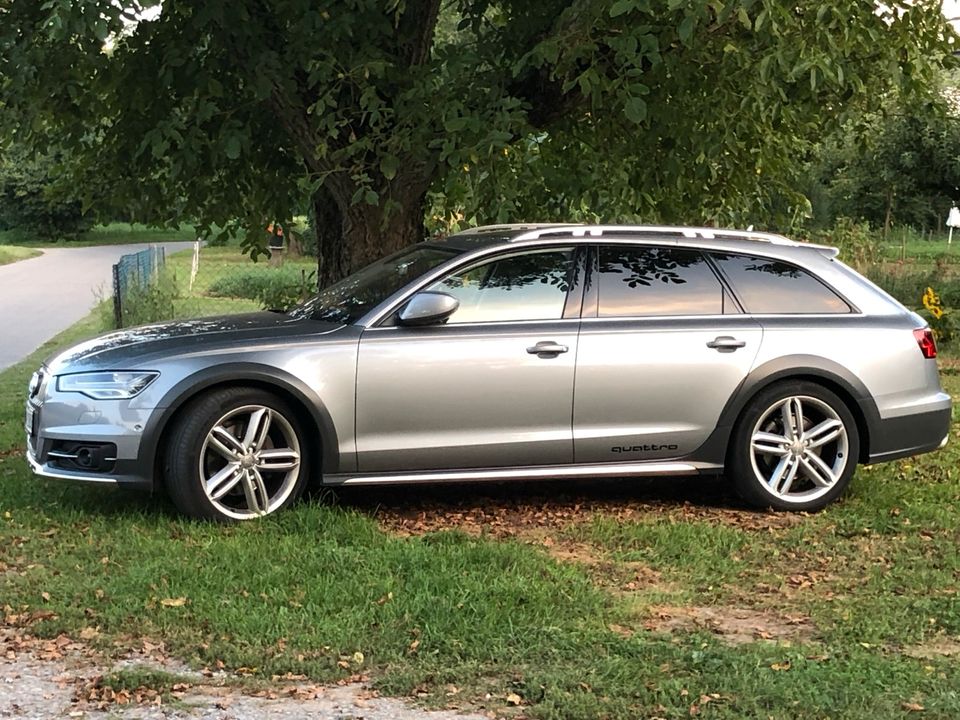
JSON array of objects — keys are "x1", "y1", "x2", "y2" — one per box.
[
  {"x1": 729, "y1": 381, "x2": 859, "y2": 511},
  {"x1": 163, "y1": 387, "x2": 309, "y2": 521}
]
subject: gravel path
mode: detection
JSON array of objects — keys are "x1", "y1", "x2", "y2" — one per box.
[{"x1": 1, "y1": 630, "x2": 489, "y2": 720}]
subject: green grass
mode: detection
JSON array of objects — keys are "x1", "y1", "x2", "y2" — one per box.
[
  {"x1": 0, "y1": 244, "x2": 41, "y2": 265},
  {"x1": 3, "y1": 312, "x2": 960, "y2": 718}
]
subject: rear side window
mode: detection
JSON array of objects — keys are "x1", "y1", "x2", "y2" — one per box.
[
  {"x1": 596, "y1": 246, "x2": 735, "y2": 317},
  {"x1": 711, "y1": 253, "x2": 850, "y2": 314}
]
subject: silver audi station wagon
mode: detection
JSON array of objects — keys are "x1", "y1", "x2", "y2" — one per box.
[{"x1": 26, "y1": 225, "x2": 951, "y2": 521}]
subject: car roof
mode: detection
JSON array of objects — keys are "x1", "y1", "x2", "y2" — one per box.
[{"x1": 435, "y1": 223, "x2": 839, "y2": 258}]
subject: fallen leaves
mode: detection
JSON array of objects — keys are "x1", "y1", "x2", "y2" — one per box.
[{"x1": 158, "y1": 597, "x2": 187, "y2": 608}]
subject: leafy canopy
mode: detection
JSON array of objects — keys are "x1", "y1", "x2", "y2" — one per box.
[{"x1": 0, "y1": 1, "x2": 955, "y2": 270}]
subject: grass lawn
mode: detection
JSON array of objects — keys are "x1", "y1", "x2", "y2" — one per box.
[
  {"x1": 0, "y1": 244, "x2": 41, "y2": 266},
  {"x1": 3, "y1": 324, "x2": 960, "y2": 719}
]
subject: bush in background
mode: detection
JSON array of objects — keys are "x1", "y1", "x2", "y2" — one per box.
[
  {"x1": 208, "y1": 266, "x2": 316, "y2": 310},
  {"x1": 0, "y1": 147, "x2": 93, "y2": 240},
  {"x1": 119, "y1": 270, "x2": 178, "y2": 327},
  {"x1": 802, "y1": 217, "x2": 880, "y2": 271}
]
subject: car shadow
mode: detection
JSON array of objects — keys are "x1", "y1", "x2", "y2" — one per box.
[{"x1": 319, "y1": 474, "x2": 790, "y2": 537}]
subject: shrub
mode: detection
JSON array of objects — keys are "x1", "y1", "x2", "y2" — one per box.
[
  {"x1": 207, "y1": 266, "x2": 316, "y2": 310},
  {"x1": 119, "y1": 270, "x2": 179, "y2": 327}
]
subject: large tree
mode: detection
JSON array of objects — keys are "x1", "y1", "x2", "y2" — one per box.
[{"x1": 1, "y1": 1, "x2": 955, "y2": 284}]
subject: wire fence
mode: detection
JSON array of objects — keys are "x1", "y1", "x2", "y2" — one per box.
[
  {"x1": 110, "y1": 242, "x2": 319, "y2": 328},
  {"x1": 111, "y1": 246, "x2": 167, "y2": 328}
]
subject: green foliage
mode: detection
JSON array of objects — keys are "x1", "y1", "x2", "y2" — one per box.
[
  {"x1": 809, "y1": 91, "x2": 960, "y2": 232},
  {"x1": 208, "y1": 266, "x2": 317, "y2": 310},
  {"x1": 0, "y1": 147, "x2": 93, "y2": 240},
  {"x1": 117, "y1": 270, "x2": 179, "y2": 328},
  {"x1": 801, "y1": 217, "x2": 880, "y2": 271},
  {"x1": 0, "y1": 0, "x2": 956, "y2": 280}
]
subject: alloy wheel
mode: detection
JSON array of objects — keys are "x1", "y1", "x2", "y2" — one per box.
[
  {"x1": 198, "y1": 404, "x2": 302, "y2": 519},
  {"x1": 749, "y1": 394, "x2": 850, "y2": 504}
]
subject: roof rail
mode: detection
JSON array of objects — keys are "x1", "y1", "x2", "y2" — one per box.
[
  {"x1": 507, "y1": 224, "x2": 838, "y2": 256},
  {"x1": 457, "y1": 223, "x2": 581, "y2": 235}
]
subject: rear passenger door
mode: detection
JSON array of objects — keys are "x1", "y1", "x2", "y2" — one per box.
[{"x1": 573, "y1": 244, "x2": 762, "y2": 464}]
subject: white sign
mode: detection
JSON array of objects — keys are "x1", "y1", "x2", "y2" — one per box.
[{"x1": 948, "y1": 206, "x2": 960, "y2": 228}]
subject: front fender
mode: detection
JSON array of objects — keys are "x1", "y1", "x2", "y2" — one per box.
[{"x1": 137, "y1": 363, "x2": 345, "y2": 489}]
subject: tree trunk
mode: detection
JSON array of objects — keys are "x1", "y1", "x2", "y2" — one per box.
[
  {"x1": 312, "y1": 180, "x2": 429, "y2": 288},
  {"x1": 312, "y1": 187, "x2": 349, "y2": 289}
]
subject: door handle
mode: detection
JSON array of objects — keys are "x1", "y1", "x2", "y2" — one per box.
[
  {"x1": 527, "y1": 341, "x2": 569, "y2": 356},
  {"x1": 706, "y1": 336, "x2": 746, "y2": 352}
]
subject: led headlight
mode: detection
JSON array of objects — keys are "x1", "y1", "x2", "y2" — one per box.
[{"x1": 57, "y1": 371, "x2": 159, "y2": 400}]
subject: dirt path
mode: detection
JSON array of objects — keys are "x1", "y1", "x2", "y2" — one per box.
[{"x1": 1, "y1": 630, "x2": 489, "y2": 720}]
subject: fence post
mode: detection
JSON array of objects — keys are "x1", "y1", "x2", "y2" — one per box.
[{"x1": 112, "y1": 262, "x2": 123, "y2": 328}]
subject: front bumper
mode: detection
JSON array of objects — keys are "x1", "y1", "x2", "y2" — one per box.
[{"x1": 26, "y1": 392, "x2": 155, "y2": 490}]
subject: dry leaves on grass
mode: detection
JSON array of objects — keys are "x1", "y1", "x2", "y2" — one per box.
[
  {"x1": 644, "y1": 605, "x2": 816, "y2": 646},
  {"x1": 73, "y1": 675, "x2": 193, "y2": 710},
  {"x1": 354, "y1": 480, "x2": 802, "y2": 540}
]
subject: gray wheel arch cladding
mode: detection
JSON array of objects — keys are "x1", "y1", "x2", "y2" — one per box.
[
  {"x1": 138, "y1": 363, "x2": 341, "y2": 489},
  {"x1": 692, "y1": 355, "x2": 878, "y2": 466}
]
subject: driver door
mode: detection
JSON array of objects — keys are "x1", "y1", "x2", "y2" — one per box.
[{"x1": 355, "y1": 246, "x2": 583, "y2": 473}]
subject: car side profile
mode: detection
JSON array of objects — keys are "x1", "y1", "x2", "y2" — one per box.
[{"x1": 26, "y1": 224, "x2": 951, "y2": 521}]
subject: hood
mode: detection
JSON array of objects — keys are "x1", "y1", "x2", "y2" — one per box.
[{"x1": 46, "y1": 312, "x2": 345, "y2": 373}]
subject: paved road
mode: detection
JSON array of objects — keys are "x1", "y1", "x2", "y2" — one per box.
[{"x1": 0, "y1": 242, "x2": 194, "y2": 372}]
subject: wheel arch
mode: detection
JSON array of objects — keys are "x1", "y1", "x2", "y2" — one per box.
[
  {"x1": 689, "y1": 356, "x2": 878, "y2": 467},
  {"x1": 140, "y1": 363, "x2": 342, "y2": 491}
]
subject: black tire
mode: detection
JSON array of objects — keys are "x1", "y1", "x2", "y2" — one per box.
[
  {"x1": 163, "y1": 387, "x2": 310, "y2": 521},
  {"x1": 728, "y1": 381, "x2": 859, "y2": 512}
]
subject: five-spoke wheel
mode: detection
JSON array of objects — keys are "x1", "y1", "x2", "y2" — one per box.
[
  {"x1": 730, "y1": 381, "x2": 859, "y2": 511},
  {"x1": 164, "y1": 388, "x2": 309, "y2": 521}
]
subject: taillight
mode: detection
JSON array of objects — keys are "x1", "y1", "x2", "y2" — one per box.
[{"x1": 914, "y1": 328, "x2": 937, "y2": 359}]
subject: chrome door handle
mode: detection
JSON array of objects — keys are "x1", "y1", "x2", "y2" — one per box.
[
  {"x1": 527, "y1": 341, "x2": 569, "y2": 356},
  {"x1": 706, "y1": 336, "x2": 746, "y2": 352}
]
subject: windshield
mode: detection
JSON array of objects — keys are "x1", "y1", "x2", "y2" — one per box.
[{"x1": 289, "y1": 244, "x2": 462, "y2": 324}]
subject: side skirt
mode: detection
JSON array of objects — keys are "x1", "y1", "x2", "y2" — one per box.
[{"x1": 323, "y1": 461, "x2": 724, "y2": 486}]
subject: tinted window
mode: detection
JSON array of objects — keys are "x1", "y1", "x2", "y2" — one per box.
[
  {"x1": 597, "y1": 246, "x2": 731, "y2": 317},
  {"x1": 711, "y1": 253, "x2": 850, "y2": 314},
  {"x1": 428, "y1": 249, "x2": 574, "y2": 324},
  {"x1": 291, "y1": 244, "x2": 460, "y2": 324}
]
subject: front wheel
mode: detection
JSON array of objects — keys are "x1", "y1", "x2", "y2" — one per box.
[
  {"x1": 163, "y1": 387, "x2": 310, "y2": 521},
  {"x1": 728, "y1": 381, "x2": 859, "y2": 512}
]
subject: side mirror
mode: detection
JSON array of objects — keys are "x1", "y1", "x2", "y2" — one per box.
[{"x1": 398, "y1": 292, "x2": 459, "y2": 326}]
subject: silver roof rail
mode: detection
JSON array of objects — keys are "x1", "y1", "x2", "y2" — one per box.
[
  {"x1": 506, "y1": 224, "x2": 838, "y2": 256},
  {"x1": 456, "y1": 223, "x2": 581, "y2": 235}
]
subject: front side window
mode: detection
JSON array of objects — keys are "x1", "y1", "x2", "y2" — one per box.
[
  {"x1": 596, "y1": 246, "x2": 732, "y2": 317},
  {"x1": 290, "y1": 244, "x2": 461, "y2": 324},
  {"x1": 711, "y1": 253, "x2": 851, "y2": 314},
  {"x1": 427, "y1": 248, "x2": 575, "y2": 324}
]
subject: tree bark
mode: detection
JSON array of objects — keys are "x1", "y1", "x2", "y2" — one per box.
[{"x1": 313, "y1": 178, "x2": 430, "y2": 288}]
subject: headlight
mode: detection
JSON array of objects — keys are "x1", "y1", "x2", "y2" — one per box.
[{"x1": 57, "y1": 371, "x2": 159, "y2": 400}]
